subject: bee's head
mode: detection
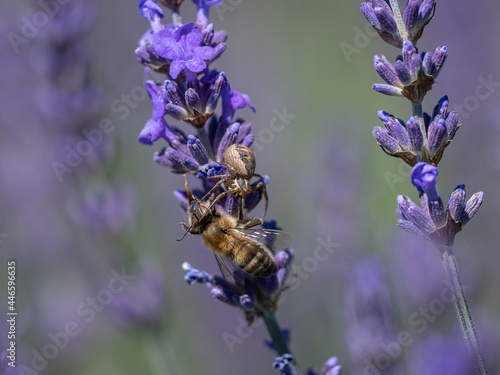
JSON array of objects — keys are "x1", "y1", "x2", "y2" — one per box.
[{"x1": 188, "y1": 200, "x2": 213, "y2": 230}]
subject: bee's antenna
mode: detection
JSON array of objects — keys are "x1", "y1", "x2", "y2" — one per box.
[{"x1": 177, "y1": 227, "x2": 192, "y2": 241}]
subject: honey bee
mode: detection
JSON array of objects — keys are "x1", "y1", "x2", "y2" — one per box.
[
  {"x1": 178, "y1": 176, "x2": 288, "y2": 277},
  {"x1": 200, "y1": 144, "x2": 269, "y2": 221}
]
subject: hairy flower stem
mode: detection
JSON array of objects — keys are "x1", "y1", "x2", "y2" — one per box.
[
  {"x1": 440, "y1": 247, "x2": 489, "y2": 375},
  {"x1": 388, "y1": 0, "x2": 407, "y2": 43}
]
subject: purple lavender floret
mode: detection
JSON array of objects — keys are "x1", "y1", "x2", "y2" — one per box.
[
  {"x1": 192, "y1": 0, "x2": 224, "y2": 30},
  {"x1": 273, "y1": 354, "x2": 295, "y2": 375},
  {"x1": 360, "y1": 0, "x2": 403, "y2": 48},
  {"x1": 397, "y1": 163, "x2": 483, "y2": 246},
  {"x1": 373, "y1": 42, "x2": 447, "y2": 103},
  {"x1": 361, "y1": 0, "x2": 435, "y2": 48},
  {"x1": 182, "y1": 249, "x2": 295, "y2": 324},
  {"x1": 154, "y1": 23, "x2": 216, "y2": 80},
  {"x1": 372, "y1": 96, "x2": 460, "y2": 166}
]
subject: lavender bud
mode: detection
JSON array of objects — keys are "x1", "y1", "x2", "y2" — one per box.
[
  {"x1": 409, "y1": 53, "x2": 422, "y2": 82},
  {"x1": 154, "y1": 149, "x2": 174, "y2": 168},
  {"x1": 162, "y1": 148, "x2": 199, "y2": 172},
  {"x1": 202, "y1": 23, "x2": 214, "y2": 46},
  {"x1": 236, "y1": 123, "x2": 252, "y2": 143},
  {"x1": 187, "y1": 135, "x2": 209, "y2": 165},
  {"x1": 374, "y1": 6, "x2": 398, "y2": 34},
  {"x1": 372, "y1": 84, "x2": 403, "y2": 96},
  {"x1": 373, "y1": 127, "x2": 400, "y2": 154},
  {"x1": 216, "y1": 122, "x2": 240, "y2": 162},
  {"x1": 447, "y1": 185, "x2": 466, "y2": 223},
  {"x1": 461, "y1": 192, "x2": 484, "y2": 225},
  {"x1": 422, "y1": 52, "x2": 432, "y2": 75},
  {"x1": 360, "y1": 3, "x2": 381, "y2": 29},
  {"x1": 185, "y1": 88, "x2": 202, "y2": 114},
  {"x1": 395, "y1": 60, "x2": 412, "y2": 86},
  {"x1": 166, "y1": 103, "x2": 189, "y2": 120},
  {"x1": 403, "y1": 0, "x2": 420, "y2": 38},
  {"x1": 402, "y1": 41, "x2": 417, "y2": 68},
  {"x1": 374, "y1": 55, "x2": 401, "y2": 87},
  {"x1": 205, "y1": 72, "x2": 226, "y2": 113},
  {"x1": 241, "y1": 134, "x2": 254, "y2": 147},
  {"x1": 407, "y1": 205, "x2": 436, "y2": 233},
  {"x1": 418, "y1": 0, "x2": 435, "y2": 26},
  {"x1": 428, "y1": 119, "x2": 446, "y2": 153},
  {"x1": 445, "y1": 111, "x2": 459, "y2": 137},
  {"x1": 164, "y1": 80, "x2": 184, "y2": 107},
  {"x1": 397, "y1": 219, "x2": 425, "y2": 237},
  {"x1": 211, "y1": 285, "x2": 238, "y2": 306},
  {"x1": 406, "y1": 116, "x2": 423, "y2": 152},
  {"x1": 430, "y1": 46, "x2": 448, "y2": 77}
]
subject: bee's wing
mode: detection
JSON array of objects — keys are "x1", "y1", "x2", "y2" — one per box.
[
  {"x1": 214, "y1": 252, "x2": 237, "y2": 282},
  {"x1": 224, "y1": 228, "x2": 291, "y2": 251},
  {"x1": 213, "y1": 253, "x2": 246, "y2": 294}
]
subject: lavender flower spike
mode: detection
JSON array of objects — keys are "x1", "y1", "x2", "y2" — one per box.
[
  {"x1": 397, "y1": 163, "x2": 483, "y2": 247},
  {"x1": 373, "y1": 42, "x2": 448, "y2": 103},
  {"x1": 372, "y1": 95, "x2": 460, "y2": 166}
]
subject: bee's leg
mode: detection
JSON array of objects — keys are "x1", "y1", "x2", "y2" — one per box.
[
  {"x1": 178, "y1": 222, "x2": 189, "y2": 231},
  {"x1": 251, "y1": 180, "x2": 268, "y2": 218},
  {"x1": 237, "y1": 196, "x2": 245, "y2": 223},
  {"x1": 241, "y1": 217, "x2": 264, "y2": 229},
  {"x1": 201, "y1": 178, "x2": 226, "y2": 202}
]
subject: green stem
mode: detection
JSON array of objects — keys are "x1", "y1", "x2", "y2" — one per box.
[
  {"x1": 262, "y1": 308, "x2": 290, "y2": 356},
  {"x1": 440, "y1": 247, "x2": 489, "y2": 375},
  {"x1": 261, "y1": 308, "x2": 302, "y2": 374},
  {"x1": 388, "y1": 0, "x2": 408, "y2": 43}
]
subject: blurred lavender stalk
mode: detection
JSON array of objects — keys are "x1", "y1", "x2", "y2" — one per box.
[
  {"x1": 344, "y1": 259, "x2": 399, "y2": 375},
  {"x1": 133, "y1": 0, "x2": 344, "y2": 372}
]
